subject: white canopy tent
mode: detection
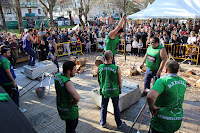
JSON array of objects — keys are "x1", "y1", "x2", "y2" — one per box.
[{"x1": 127, "y1": 0, "x2": 200, "y2": 19}]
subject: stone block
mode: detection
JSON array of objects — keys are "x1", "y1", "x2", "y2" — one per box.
[
  {"x1": 91, "y1": 80, "x2": 141, "y2": 114},
  {"x1": 23, "y1": 60, "x2": 57, "y2": 80}
]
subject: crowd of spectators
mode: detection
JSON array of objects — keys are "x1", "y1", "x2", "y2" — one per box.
[{"x1": 1, "y1": 19, "x2": 200, "y2": 66}]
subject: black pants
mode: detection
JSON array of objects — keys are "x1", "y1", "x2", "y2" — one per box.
[
  {"x1": 1, "y1": 85, "x2": 19, "y2": 107},
  {"x1": 65, "y1": 118, "x2": 78, "y2": 133},
  {"x1": 39, "y1": 51, "x2": 48, "y2": 61}
]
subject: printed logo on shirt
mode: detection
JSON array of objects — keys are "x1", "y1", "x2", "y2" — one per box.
[
  {"x1": 147, "y1": 54, "x2": 156, "y2": 63},
  {"x1": 154, "y1": 51, "x2": 157, "y2": 54}
]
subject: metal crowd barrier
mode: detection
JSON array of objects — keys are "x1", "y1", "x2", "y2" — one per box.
[
  {"x1": 117, "y1": 39, "x2": 126, "y2": 55},
  {"x1": 57, "y1": 40, "x2": 84, "y2": 57},
  {"x1": 165, "y1": 44, "x2": 199, "y2": 66}
]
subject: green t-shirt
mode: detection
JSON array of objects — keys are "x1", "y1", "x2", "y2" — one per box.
[
  {"x1": 151, "y1": 74, "x2": 187, "y2": 133},
  {"x1": 146, "y1": 45, "x2": 164, "y2": 70},
  {"x1": 0, "y1": 58, "x2": 13, "y2": 85},
  {"x1": 105, "y1": 34, "x2": 119, "y2": 56},
  {"x1": 98, "y1": 64, "x2": 119, "y2": 98},
  {"x1": 54, "y1": 73, "x2": 79, "y2": 120}
]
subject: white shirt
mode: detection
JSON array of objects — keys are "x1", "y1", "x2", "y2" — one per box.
[
  {"x1": 132, "y1": 41, "x2": 138, "y2": 48},
  {"x1": 187, "y1": 37, "x2": 197, "y2": 45}
]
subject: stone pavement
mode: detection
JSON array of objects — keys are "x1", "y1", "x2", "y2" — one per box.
[{"x1": 16, "y1": 53, "x2": 200, "y2": 133}]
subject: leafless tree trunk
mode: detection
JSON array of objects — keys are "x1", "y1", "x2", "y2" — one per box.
[
  {"x1": 49, "y1": 6, "x2": 54, "y2": 27},
  {"x1": 68, "y1": 10, "x2": 74, "y2": 26},
  {"x1": 15, "y1": 0, "x2": 24, "y2": 33},
  {"x1": 78, "y1": 7, "x2": 85, "y2": 27},
  {"x1": 38, "y1": 0, "x2": 56, "y2": 27},
  {"x1": 83, "y1": 0, "x2": 90, "y2": 25},
  {"x1": 78, "y1": 0, "x2": 85, "y2": 26},
  {"x1": 0, "y1": 1, "x2": 7, "y2": 31},
  {"x1": 42, "y1": 7, "x2": 50, "y2": 27}
]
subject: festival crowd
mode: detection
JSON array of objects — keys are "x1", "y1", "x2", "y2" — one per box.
[
  {"x1": 0, "y1": 18, "x2": 198, "y2": 133},
  {"x1": 0, "y1": 20, "x2": 200, "y2": 67}
]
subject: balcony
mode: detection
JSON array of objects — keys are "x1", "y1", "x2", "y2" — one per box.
[
  {"x1": 25, "y1": 13, "x2": 35, "y2": 17},
  {"x1": 20, "y1": 2, "x2": 38, "y2": 8}
]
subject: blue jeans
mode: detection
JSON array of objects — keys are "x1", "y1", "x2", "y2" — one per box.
[
  {"x1": 53, "y1": 56, "x2": 59, "y2": 73},
  {"x1": 144, "y1": 68, "x2": 160, "y2": 90},
  {"x1": 65, "y1": 118, "x2": 78, "y2": 133},
  {"x1": 112, "y1": 56, "x2": 115, "y2": 65},
  {"x1": 100, "y1": 96, "x2": 122, "y2": 127},
  {"x1": 24, "y1": 47, "x2": 36, "y2": 66}
]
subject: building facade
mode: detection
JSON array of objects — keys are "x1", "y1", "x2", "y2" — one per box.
[{"x1": 1, "y1": 0, "x2": 46, "y2": 29}]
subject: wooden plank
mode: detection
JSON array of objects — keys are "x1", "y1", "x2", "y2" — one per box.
[{"x1": 16, "y1": 56, "x2": 29, "y2": 63}]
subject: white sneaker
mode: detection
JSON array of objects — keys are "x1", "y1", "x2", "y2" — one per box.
[
  {"x1": 101, "y1": 124, "x2": 106, "y2": 128},
  {"x1": 19, "y1": 108, "x2": 26, "y2": 113}
]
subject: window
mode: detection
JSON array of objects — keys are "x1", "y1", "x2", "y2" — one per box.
[
  {"x1": 28, "y1": 9, "x2": 31, "y2": 13},
  {"x1": 6, "y1": 8, "x2": 11, "y2": 14},
  {"x1": 38, "y1": 9, "x2": 41, "y2": 14}
]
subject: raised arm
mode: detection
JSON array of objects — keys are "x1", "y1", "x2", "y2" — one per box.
[
  {"x1": 109, "y1": 17, "x2": 126, "y2": 39},
  {"x1": 28, "y1": 34, "x2": 36, "y2": 44}
]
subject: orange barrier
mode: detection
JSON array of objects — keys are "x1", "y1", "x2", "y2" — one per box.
[
  {"x1": 165, "y1": 44, "x2": 199, "y2": 66},
  {"x1": 57, "y1": 41, "x2": 84, "y2": 57}
]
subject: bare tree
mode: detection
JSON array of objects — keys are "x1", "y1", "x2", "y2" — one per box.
[
  {"x1": 126, "y1": 0, "x2": 141, "y2": 14},
  {"x1": 42, "y1": 6, "x2": 50, "y2": 27},
  {"x1": 0, "y1": 0, "x2": 9, "y2": 31},
  {"x1": 38, "y1": 0, "x2": 57, "y2": 27},
  {"x1": 57, "y1": 0, "x2": 75, "y2": 26},
  {"x1": 68, "y1": 10, "x2": 75, "y2": 26},
  {"x1": 15, "y1": 0, "x2": 24, "y2": 33},
  {"x1": 96, "y1": 0, "x2": 141, "y2": 17},
  {"x1": 73, "y1": 0, "x2": 93, "y2": 27},
  {"x1": 143, "y1": 0, "x2": 155, "y2": 8},
  {"x1": 103, "y1": 0, "x2": 112, "y2": 17}
]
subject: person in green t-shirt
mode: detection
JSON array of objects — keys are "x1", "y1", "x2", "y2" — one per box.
[
  {"x1": 147, "y1": 60, "x2": 187, "y2": 133},
  {"x1": 104, "y1": 15, "x2": 126, "y2": 64},
  {"x1": 0, "y1": 47, "x2": 26, "y2": 112},
  {"x1": 98, "y1": 50, "x2": 124, "y2": 128},
  {"x1": 140, "y1": 37, "x2": 167, "y2": 97},
  {"x1": 54, "y1": 61, "x2": 80, "y2": 133},
  {"x1": 0, "y1": 48, "x2": 18, "y2": 103}
]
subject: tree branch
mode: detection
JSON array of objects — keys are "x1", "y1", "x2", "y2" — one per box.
[{"x1": 38, "y1": 0, "x2": 49, "y2": 10}]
